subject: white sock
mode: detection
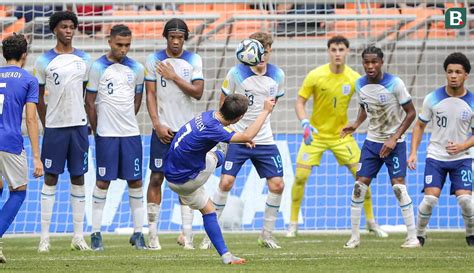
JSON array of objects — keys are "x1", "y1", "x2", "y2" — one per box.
[
  {"x1": 129, "y1": 187, "x2": 144, "y2": 233},
  {"x1": 416, "y1": 195, "x2": 438, "y2": 237},
  {"x1": 92, "y1": 186, "x2": 108, "y2": 233},
  {"x1": 457, "y1": 194, "x2": 474, "y2": 236},
  {"x1": 71, "y1": 185, "x2": 86, "y2": 238},
  {"x1": 212, "y1": 188, "x2": 229, "y2": 219},
  {"x1": 392, "y1": 184, "x2": 416, "y2": 239},
  {"x1": 262, "y1": 192, "x2": 282, "y2": 237},
  {"x1": 147, "y1": 203, "x2": 160, "y2": 237},
  {"x1": 40, "y1": 184, "x2": 56, "y2": 240},
  {"x1": 181, "y1": 205, "x2": 194, "y2": 242},
  {"x1": 350, "y1": 181, "x2": 368, "y2": 240}
]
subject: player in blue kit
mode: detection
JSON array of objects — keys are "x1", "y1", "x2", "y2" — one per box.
[
  {"x1": 0, "y1": 33, "x2": 43, "y2": 263},
  {"x1": 34, "y1": 11, "x2": 92, "y2": 252},
  {"x1": 408, "y1": 52, "x2": 474, "y2": 247},
  {"x1": 203, "y1": 32, "x2": 285, "y2": 249},
  {"x1": 145, "y1": 18, "x2": 204, "y2": 250},
  {"x1": 341, "y1": 46, "x2": 419, "y2": 248},
  {"x1": 85, "y1": 25, "x2": 146, "y2": 251},
  {"x1": 164, "y1": 94, "x2": 275, "y2": 264}
]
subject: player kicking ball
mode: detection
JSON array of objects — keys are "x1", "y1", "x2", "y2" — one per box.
[
  {"x1": 85, "y1": 25, "x2": 146, "y2": 251},
  {"x1": 164, "y1": 94, "x2": 275, "y2": 264},
  {"x1": 0, "y1": 33, "x2": 44, "y2": 263},
  {"x1": 341, "y1": 46, "x2": 419, "y2": 249},
  {"x1": 408, "y1": 52, "x2": 474, "y2": 247}
]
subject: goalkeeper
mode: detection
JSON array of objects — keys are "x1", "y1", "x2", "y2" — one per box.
[{"x1": 287, "y1": 36, "x2": 387, "y2": 237}]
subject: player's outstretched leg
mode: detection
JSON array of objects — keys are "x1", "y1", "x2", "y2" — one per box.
[
  {"x1": 0, "y1": 188, "x2": 27, "y2": 262},
  {"x1": 415, "y1": 195, "x2": 438, "y2": 246},
  {"x1": 392, "y1": 184, "x2": 420, "y2": 248},
  {"x1": 344, "y1": 181, "x2": 368, "y2": 249},
  {"x1": 457, "y1": 194, "x2": 474, "y2": 247},
  {"x1": 177, "y1": 205, "x2": 194, "y2": 250}
]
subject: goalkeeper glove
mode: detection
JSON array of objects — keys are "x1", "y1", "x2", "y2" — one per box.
[{"x1": 301, "y1": 119, "x2": 317, "y2": 145}]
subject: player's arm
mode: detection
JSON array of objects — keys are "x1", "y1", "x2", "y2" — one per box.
[
  {"x1": 295, "y1": 95, "x2": 308, "y2": 121},
  {"x1": 446, "y1": 128, "x2": 474, "y2": 155},
  {"x1": 37, "y1": 85, "x2": 46, "y2": 128},
  {"x1": 145, "y1": 80, "x2": 173, "y2": 143},
  {"x1": 407, "y1": 119, "x2": 428, "y2": 170},
  {"x1": 134, "y1": 92, "x2": 142, "y2": 115},
  {"x1": 340, "y1": 104, "x2": 367, "y2": 138},
  {"x1": 156, "y1": 62, "x2": 204, "y2": 100},
  {"x1": 85, "y1": 92, "x2": 98, "y2": 134},
  {"x1": 25, "y1": 102, "x2": 43, "y2": 178},
  {"x1": 379, "y1": 101, "x2": 416, "y2": 158},
  {"x1": 230, "y1": 98, "x2": 275, "y2": 143}
]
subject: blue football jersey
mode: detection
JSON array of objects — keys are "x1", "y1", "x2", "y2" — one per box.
[
  {"x1": 0, "y1": 66, "x2": 39, "y2": 154},
  {"x1": 164, "y1": 110, "x2": 235, "y2": 184}
]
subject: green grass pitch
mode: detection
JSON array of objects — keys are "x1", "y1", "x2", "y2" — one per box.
[{"x1": 1, "y1": 232, "x2": 474, "y2": 272}]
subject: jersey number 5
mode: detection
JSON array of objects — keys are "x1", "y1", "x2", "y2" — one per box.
[
  {"x1": 0, "y1": 82, "x2": 6, "y2": 115},
  {"x1": 174, "y1": 123, "x2": 192, "y2": 149}
]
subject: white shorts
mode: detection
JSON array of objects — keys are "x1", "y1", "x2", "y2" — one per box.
[
  {"x1": 0, "y1": 150, "x2": 28, "y2": 189},
  {"x1": 167, "y1": 152, "x2": 217, "y2": 210}
]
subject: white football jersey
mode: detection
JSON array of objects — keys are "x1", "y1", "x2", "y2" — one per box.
[
  {"x1": 419, "y1": 87, "x2": 474, "y2": 161},
  {"x1": 356, "y1": 73, "x2": 412, "y2": 143},
  {"x1": 86, "y1": 55, "x2": 144, "y2": 137},
  {"x1": 144, "y1": 49, "x2": 203, "y2": 132},
  {"x1": 221, "y1": 63, "x2": 285, "y2": 145},
  {"x1": 34, "y1": 49, "x2": 91, "y2": 128}
]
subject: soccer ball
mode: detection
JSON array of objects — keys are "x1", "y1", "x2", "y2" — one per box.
[{"x1": 235, "y1": 39, "x2": 264, "y2": 66}]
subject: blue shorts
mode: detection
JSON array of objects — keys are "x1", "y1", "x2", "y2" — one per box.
[
  {"x1": 357, "y1": 140, "x2": 407, "y2": 179},
  {"x1": 95, "y1": 135, "x2": 142, "y2": 181},
  {"x1": 149, "y1": 130, "x2": 174, "y2": 173},
  {"x1": 423, "y1": 157, "x2": 473, "y2": 194},
  {"x1": 221, "y1": 144, "x2": 283, "y2": 178},
  {"x1": 41, "y1": 125, "x2": 89, "y2": 176}
]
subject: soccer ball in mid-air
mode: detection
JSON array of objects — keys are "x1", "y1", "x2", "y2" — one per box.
[{"x1": 235, "y1": 39, "x2": 264, "y2": 66}]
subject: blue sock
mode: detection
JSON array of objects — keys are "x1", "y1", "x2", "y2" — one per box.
[
  {"x1": 0, "y1": 190, "x2": 26, "y2": 237},
  {"x1": 215, "y1": 150, "x2": 225, "y2": 168},
  {"x1": 203, "y1": 212, "x2": 228, "y2": 256}
]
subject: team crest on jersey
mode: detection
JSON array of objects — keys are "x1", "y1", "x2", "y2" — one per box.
[
  {"x1": 342, "y1": 84, "x2": 351, "y2": 95},
  {"x1": 99, "y1": 167, "x2": 106, "y2": 177},
  {"x1": 183, "y1": 68, "x2": 190, "y2": 77},
  {"x1": 154, "y1": 159, "x2": 163, "y2": 168},
  {"x1": 378, "y1": 94, "x2": 388, "y2": 103},
  {"x1": 126, "y1": 72, "x2": 134, "y2": 83},
  {"x1": 460, "y1": 110, "x2": 470, "y2": 121},
  {"x1": 224, "y1": 161, "x2": 233, "y2": 171},
  {"x1": 425, "y1": 175, "x2": 432, "y2": 185},
  {"x1": 45, "y1": 159, "x2": 52, "y2": 168}
]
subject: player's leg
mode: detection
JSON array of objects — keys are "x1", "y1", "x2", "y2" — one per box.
[
  {"x1": 91, "y1": 179, "x2": 110, "y2": 251},
  {"x1": 288, "y1": 140, "x2": 323, "y2": 237},
  {"x1": 146, "y1": 132, "x2": 168, "y2": 250},
  {"x1": 0, "y1": 151, "x2": 29, "y2": 263},
  {"x1": 39, "y1": 127, "x2": 68, "y2": 252},
  {"x1": 416, "y1": 158, "x2": 444, "y2": 246},
  {"x1": 120, "y1": 136, "x2": 146, "y2": 250},
  {"x1": 344, "y1": 140, "x2": 382, "y2": 248},
  {"x1": 67, "y1": 125, "x2": 90, "y2": 251},
  {"x1": 385, "y1": 142, "x2": 419, "y2": 248},
  {"x1": 451, "y1": 159, "x2": 474, "y2": 246}
]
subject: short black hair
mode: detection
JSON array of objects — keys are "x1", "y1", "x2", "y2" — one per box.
[
  {"x1": 49, "y1": 11, "x2": 78, "y2": 32},
  {"x1": 362, "y1": 46, "x2": 384, "y2": 59},
  {"x1": 110, "y1": 24, "x2": 132, "y2": 38},
  {"x1": 163, "y1": 18, "x2": 189, "y2": 40},
  {"x1": 327, "y1": 35, "x2": 349, "y2": 48},
  {"x1": 2, "y1": 33, "x2": 28, "y2": 61},
  {"x1": 443, "y1": 52, "x2": 471, "y2": 74},
  {"x1": 220, "y1": 94, "x2": 248, "y2": 121}
]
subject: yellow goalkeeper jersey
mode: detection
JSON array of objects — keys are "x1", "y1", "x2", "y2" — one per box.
[{"x1": 298, "y1": 63, "x2": 361, "y2": 139}]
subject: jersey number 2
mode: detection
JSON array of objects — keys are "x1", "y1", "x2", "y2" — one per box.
[{"x1": 174, "y1": 123, "x2": 192, "y2": 149}]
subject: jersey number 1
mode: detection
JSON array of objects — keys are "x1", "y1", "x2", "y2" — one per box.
[{"x1": 0, "y1": 82, "x2": 6, "y2": 115}]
